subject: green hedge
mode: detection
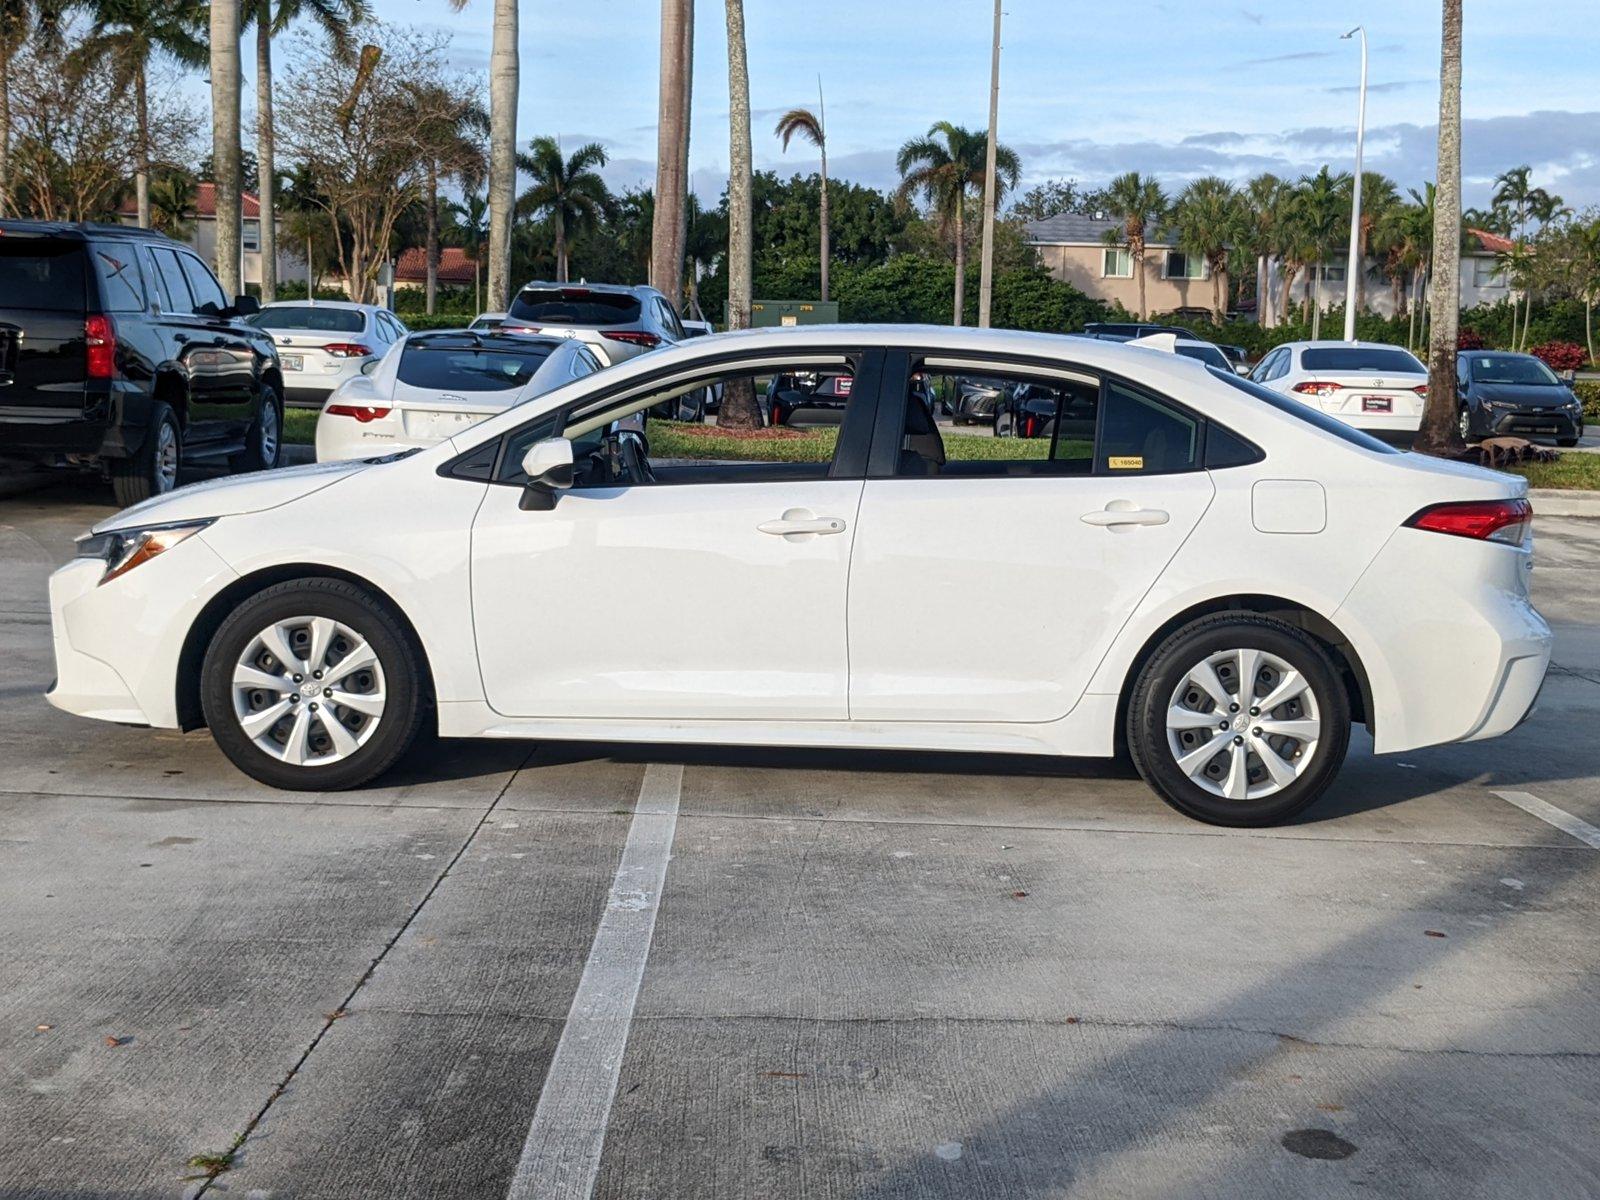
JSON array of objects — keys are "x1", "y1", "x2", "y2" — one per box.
[{"x1": 1574, "y1": 379, "x2": 1600, "y2": 419}]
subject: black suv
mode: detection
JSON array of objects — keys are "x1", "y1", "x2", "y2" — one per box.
[{"x1": 0, "y1": 221, "x2": 283, "y2": 504}]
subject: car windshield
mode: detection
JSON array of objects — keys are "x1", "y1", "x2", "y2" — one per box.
[
  {"x1": 396, "y1": 338, "x2": 558, "y2": 392},
  {"x1": 1467, "y1": 355, "x2": 1561, "y2": 385},
  {"x1": 248, "y1": 306, "x2": 366, "y2": 333},
  {"x1": 509, "y1": 287, "x2": 642, "y2": 327},
  {"x1": 1300, "y1": 346, "x2": 1425, "y2": 374},
  {"x1": 1176, "y1": 344, "x2": 1229, "y2": 368},
  {"x1": 0, "y1": 240, "x2": 85, "y2": 310},
  {"x1": 1208, "y1": 367, "x2": 1399, "y2": 454}
]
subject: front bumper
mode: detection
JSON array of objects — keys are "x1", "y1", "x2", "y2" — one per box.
[{"x1": 1482, "y1": 408, "x2": 1583, "y2": 439}]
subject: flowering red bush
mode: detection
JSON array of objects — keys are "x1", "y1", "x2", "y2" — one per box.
[
  {"x1": 1457, "y1": 330, "x2": 1486, "y2": 351},
  {"x1": 1530, "y1": 341, "x2": 1589, "y2": 373}
]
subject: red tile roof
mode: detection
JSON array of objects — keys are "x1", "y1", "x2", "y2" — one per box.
[
  {"x1": 1467, "y1": 227, "x2": 1516, "y2": 254},
  {"x1": 115, "y1": 181, "x2": 260, "y2": 219},
  {"x1": 394, "y1": 246, "x2": 476, "y2": 285}
]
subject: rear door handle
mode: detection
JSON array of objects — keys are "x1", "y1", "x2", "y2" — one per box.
[
  {"x1": 758, "y1": 508, "x2": 848, "y2": 541},
  {"x1": 1081, "y1": 504, "x2": 1170, "y2": 528}
]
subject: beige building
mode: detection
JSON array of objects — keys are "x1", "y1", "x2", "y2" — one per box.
[
  {"x1": 1025, "y1": 212, "x2": 1225, "y2": 317},
  {"x1": 116, "y1": 183, "x2": 300, "y2": 293}
]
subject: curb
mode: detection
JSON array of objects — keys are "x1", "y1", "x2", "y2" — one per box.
[
  {"x1": 1530, "y1": 488, "x2": 1600, "y2": 519},
  {"x1": 283, "y1": 444, "x2": 316, "y2": 466}
]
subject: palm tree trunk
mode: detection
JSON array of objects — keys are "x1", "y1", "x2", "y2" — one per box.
[
  {"x1": 719, "y1": 0, "x2": 760, "y2": 430},
  {"x1": 1311, "y1": 267, "x2": 1322, "y2": 339},
  {"x1": 952, "y1": 195, "x2": 966, "y2": 325},
  {"x1": 1211, "y1": 259, "x2": 1223, "y2": 322},
  {"x1": 1415, "y1": 0, "x2": 1464, "y2": 456},
  {"x1": 1586, "y1": 294, "x2": 1594, "y2": 368},
  {"x1": 651, "y1": 0, "x2": 692, "y2": 304},
  {"x1": 1352, "y1": 227, "x2": 1366, "y2": 317},
  {"x1": 425, "y1": 165, "x2": 439, "y2": 314},
  {"x1": 255, "y1": 9, "x2": 277, "y2": 303},
  {"x1": 554, "y1": 208, "x2": 567, "y2": 283},
  {"x1": 210, "y1": 0, "x2": 243, "y2": 296},
  {"x1": 1256, "y1": 254, "x2": 1269, "y2": 327},
  {"x1": 134, "y1": 64, "x2": 150, "y2": 228},
  {"x1": 0, "y1": 42, "x2": 10, "y2": 219},
  {"x1": 486, "y1": 0, "x2": 518, "y2": 310},
  {"x1": 1134, "y1": 236, "x2": 1146, "y2": 318},
  {"x1": 819, "y1": 143, "x2": 830, "y2": 303}
]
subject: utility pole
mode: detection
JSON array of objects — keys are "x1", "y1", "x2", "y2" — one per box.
[
  {"x1": 1341, "y1": 24, "x2": 1368, "y2": 342},
  {"x1": 977, "y1": 0, "x2": 1002, "y2": 327}
]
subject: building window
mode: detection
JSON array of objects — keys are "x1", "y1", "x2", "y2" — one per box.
[
  {"x1": 242, "y1": 219, "x2": 260, "y2": 252},
  {"x1": 1316, "y1": 262, "x2": 1346, "y2": 284},
  {"x1": 1473, "y1": 257, "x2": 1506, "y2": 288},
  {"x1": 1164, "y1": 251, "x2": 1205, "y2": 280},
  {"x1": 1102, "y1": 247, "x2": 1133, "y2": 278}
]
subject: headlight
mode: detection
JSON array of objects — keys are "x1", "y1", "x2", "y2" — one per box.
[{"x1": 75, "y1": 519, "x2": 214, "y2": 585}]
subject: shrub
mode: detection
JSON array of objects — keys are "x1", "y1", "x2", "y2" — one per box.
[
  {"x1": 1530, "y1": 341, "x2": 1588, "y2": 373},
  {"x1": 1457, "y1": 329, "x2": 1485, "y2": 351},
  {"x1": 1573, "y1": 379, "x2": 1600, "y2": 420}
]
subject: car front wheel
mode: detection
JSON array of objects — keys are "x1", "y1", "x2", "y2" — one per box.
[
  {"x1": 201, "y1": 578, "x2": 426, "y2": 791},
  {"x1": 1126, "y1": 614, "x2": 1350, "y2": 827}
]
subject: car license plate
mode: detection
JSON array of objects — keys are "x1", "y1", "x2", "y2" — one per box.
[
  {"x1": 281, "y1": 354, "x2": 303, "y2": 371},
  {"x1": 835, "y1": 376, "x2": 853, "y2": 395},
  {"x1": 404, "y1": 410, "x2": 486, "y2": 439},
  {"x1": 1361, "y1": 396, "x2": 1392, "y2": 413}
]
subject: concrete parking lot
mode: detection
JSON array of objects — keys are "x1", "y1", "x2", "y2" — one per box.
[{"x1": 2, "y1": 479, "x2": 1598, "y2": 1200}]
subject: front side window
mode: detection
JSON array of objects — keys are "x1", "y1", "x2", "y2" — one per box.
[
  {"x1": 91, "y1": 243, "x2": 145, "y2": 312},
  {"x1": 1102, "y1": 248, "x2": 1133, "y2": 278},
  {"x1": 178, "y1": 252, "x2": 228, "y2": 313},
  {"x1": 149, "y1": 247, "x2": 193, "y2": 313}
]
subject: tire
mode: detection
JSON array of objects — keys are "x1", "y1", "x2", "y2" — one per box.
[
  {"x1": 200, "y1": 577, "x2": 427, "y2": 791},
  {"x1": 111, "y1": 401, "x2": 181, "y2": 507},
  {"x1": 1557, "y1": 436, "x2": 1578, "y2": 448},
  {"x1": 231, "y1": 384, "x2": 283, "y2": 473},
  {"x1": 1126, "y1": 614, "x2": 1351, "y2": 827}
]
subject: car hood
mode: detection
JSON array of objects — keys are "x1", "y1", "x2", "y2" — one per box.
[
  {"x1": 1472, "y1": 381, "x2": 1575, "y2": 408},
  {"x1": 94, "y1": 457, "x2": 378, "y2": 533}
]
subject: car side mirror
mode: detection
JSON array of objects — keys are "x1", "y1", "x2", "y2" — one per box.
[
  {"x1": 518, "y1": 437, "x2": 574, "y2": 511},
  {"x1": 231, "y1": 294, "x2": 260, "y2": 317}
]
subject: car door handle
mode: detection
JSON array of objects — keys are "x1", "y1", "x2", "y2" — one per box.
[
  {"x1": 757, "y1": 509, "x2": 848, "y2": 540},
  {"x1": 1081, "y1": 503, "x2": 1170, "y2": 528}
]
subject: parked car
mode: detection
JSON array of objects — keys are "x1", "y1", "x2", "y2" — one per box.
[
  {"x1": 468, "y1": 312, "x2": 507, "y2": 333},
  {"x1": 768, "y1": 368, "x2": 854, "y2": 425},
  {"x1": 315, "y1": 331, "x2": 601, "y2": 462},
  {"x1": 1082, "y1": 321, "x2": 1192, "y2": 342},
  {"x1": 0, "y1": 220, "x2": 282, "y2": 504},
  {"x1": 1167, "y1": 339, "x2": 1235, "y2": 372},
  {"x1": 951, "y1": 375, "x2": 1013, "y2": 424},
  {"x1": 247, "y1": 301, "x2": 407, "y2": 410},
  {"x1": 1217, "y1": 344, "x2": 1251, "y2": 374},
  {"x1": 1250, "y1": 340, "x2": 1429, "y2": 439},
  {"x1": 500, "y1": 281, "x2": 686, "y2": 368},
  {"x1": 47, "y1": 326, "x2": 1550, "y2": 828},
  {"x1": 993, "y1": 377, "x2": 1099, "y2": 442},
  {"x1": 1457, "y1": 350, "x2": 1585, "y2": 446}
]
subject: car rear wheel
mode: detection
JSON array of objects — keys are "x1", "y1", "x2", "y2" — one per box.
[
  {"x1": 201, "y1": 578, "x2": 426, "y2": 791},
  {"x1": 1126, "y1": 614, "x2": 1350, "y2": 827},
  {"x1": 231, "y1": 385, "x2": 283, "y2": 473},
  {"x1": 111, "y1": 402, "x2": 181, "y2": 507}
]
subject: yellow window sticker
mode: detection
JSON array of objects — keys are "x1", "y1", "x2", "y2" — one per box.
[{"x1": 1108, "y1": 455, "x2": 1144, "y2": 470}]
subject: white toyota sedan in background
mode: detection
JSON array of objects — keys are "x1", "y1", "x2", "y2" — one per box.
[
  {"x1": 247, "y1": 300, "x2": 409, "y2": 409},
  {"x1": 46, "y1": 326, "x2": 1549, "y2": 827},
  {"x1": 314, "y1": 330, "x2": 601, "y2": 462},
  {"x1": 1250, "y1": 340, "x2": 1430, "y2": 439}
]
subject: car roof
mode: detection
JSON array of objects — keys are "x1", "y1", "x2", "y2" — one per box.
[
  {"x1": 513, "y1": 281, "x2": 659, "y2": 298},
  {"x1": 1278, "y1": 340, "x2": 1420, "y2": 351},
  {"x1": 1457, "y1": 348, "x2": 1536, "y2": 358},
  {"x1": 259, "y1": 299, "x2": 379, "y2": 312},
  {"x1": 0, "y1": 219, "x2": 176, "y2": 242}
]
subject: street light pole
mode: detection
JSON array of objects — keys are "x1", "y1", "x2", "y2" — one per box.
[
  {"x1": 977, "y1": 0, "x2": 1003, "y2": 328},
  {"x1": 1341, "y1": 24, "x2": 1368, "y2": 343}
]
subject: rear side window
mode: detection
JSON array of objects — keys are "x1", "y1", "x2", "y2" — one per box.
[
  {"x1": 396, "y1": 339, "x2": 557, "y2": 392},
  {"x1": 1209, "y1": 367, "x2": 1399, "y2": 454},
  {"x1": 1300, "y1": 346, "x2": 1425, "y2": 374},
  {"x1": 0, "y1": 240, "x2": 85, "y2": 310},
  {"x1": 90, "y1": 243, "x2": 146, "y2": 312},
  {"x1": 248, "y1": 305, "x2": 365, "y2": 333},
  {"x1": 1099, "y1": 381, "x2": 1200, "y2": 474},
  {"x1": 509, "y1": 287, "x2": 641, "y2": 327}
]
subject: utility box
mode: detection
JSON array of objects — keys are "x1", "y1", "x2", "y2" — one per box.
[{"x1": 748, "y1": 300, "x2": 840, "y2": 328}]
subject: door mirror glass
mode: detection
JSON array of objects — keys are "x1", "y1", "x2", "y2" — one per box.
[
  {"x1": 231, "y1": 293, "x2": 261, "y2": 317},
  {"x1": 518, "y1": 437, "x2": 574, "y2": 510}
]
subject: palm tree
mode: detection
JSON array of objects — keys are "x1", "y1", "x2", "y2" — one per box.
[
  {"x1": 1100, "y1": 170, "x2": 1167, "y2": 319},
  {"x1": 147, "y1": 170, "x2": 195, "y2": 237},
  {"x1": 896, "y1": 121, "x2": 1019, "y2": 325},
  {"x1": 444, "y1": 187, "x2": 489, "y2": 313},
  {"x1": 1242, "y1": 173, "x2": 1288, "y2": 326},
  {"x1": 1567, "y1": 216, "x2": 1600, "y2": 367},
  {"x1": 1171, "y1": 176, "x2": 1240, "y2": 323},
  {"x1": 517, "y1": 136, "x2": 608, "y2": 284},
  {"x1": 447, "y1": 0, "x2": 515, "y2": 309},
  {"x1": 412, "y1": 85, "x2": 485, "y2": 311},
  {"x1": 244, "y1": 0, "x2": 367, "y2": 304},
  {"x1": 775, "y1": 99, "x2": 828, "y2": 301},
  {"x1": 210, "y1": 0, "x2": 243, "y2": 294},
  {"x1": 71, "y1": 0, "x2": 207, "y2": 230},
  {"x1": 680, "y1": 190, "x2": 723, "y2": 319},
  {"x1": 1, "y1": 0, "x2": 63, "y2": 218},
  {"x1": 1414, "y1": 0, "x2": 1464, "y2": 458},
  {"x1": 1289, "y1": 166, "x2": 1351, "y2": 339},
  {"x1": 651, "y1": 0, "x2": 692, "y2": 306},
  {"x1": 1350, "y1": 171, "x2": 1399, "y2": 318},
  {"x1": 719, "y1": 0, "x2": 760, "y2": 429}
]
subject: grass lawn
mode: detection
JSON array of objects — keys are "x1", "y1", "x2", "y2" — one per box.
[
  {"x1": 1502, "y1": 453, "x2": 1600, "y2": 491},
  {"x1": 283, "y1": 407, "x2": 318, "y2": 445}
]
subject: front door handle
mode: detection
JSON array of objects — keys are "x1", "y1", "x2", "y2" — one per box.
[
  {"x1": 758, "y1": 508, "x2": 848, "y2": 541},
  {"x1": 1081, "y1": 501, "x2": 1170, "y2": 528}
]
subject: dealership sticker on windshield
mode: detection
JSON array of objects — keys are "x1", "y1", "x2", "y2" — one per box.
[{"x1": 1108, "y1": 456, "x2": 1144, "y2": 470}]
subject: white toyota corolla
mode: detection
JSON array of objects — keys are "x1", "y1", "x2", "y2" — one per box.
[{"x1": 46, "y1": 327, "x2": 1551, "y2": 826}]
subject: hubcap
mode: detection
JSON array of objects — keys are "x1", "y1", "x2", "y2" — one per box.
[
  {"x1": 260, "y1": 401, "x2": 280, "y2": 465},
  {"x1": 231, "y1": 617, "x2": 386, "y2": 767},
  {"x1": 155, "y1": 422, "x2": 179, "y2": 492},
  {"x1": 1165, "y1": 647, "x2": 1322, "y2": 801}
]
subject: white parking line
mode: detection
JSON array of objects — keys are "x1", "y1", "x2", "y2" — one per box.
[
  {"x1": 505, "y1": 762, "x2": 683, "y2": 1200},
  {"x1": 1492, "y1": 790, "x2": 1600, "y2": 850}
]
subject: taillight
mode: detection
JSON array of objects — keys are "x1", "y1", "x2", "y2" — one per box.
[
  {"x1": 325, "y1": 404, "x2": 391, "y2": 423},
  {"x1": 85, "y1": 314, "x2": 117, "y2": 379},
  {"x1": 322, "y1": 343, "x2": 374, "y2": 358},
  {"x1": 1406, "y1": 498, "x2": 1532, "y2": 546},
  {"x1": 1413, "y1": 384, "x2": 1429, "y2": 397},
  {"x1": 1292, "y1": 381, "x2": 1340, "y2": 398},
  {"x1": 601, "y1": 330, "x2": 661, "y2": 348}
]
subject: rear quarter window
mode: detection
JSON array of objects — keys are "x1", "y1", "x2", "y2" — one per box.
[{"x1": 0, "y1": 240, "x2": 85, "y2": 311}]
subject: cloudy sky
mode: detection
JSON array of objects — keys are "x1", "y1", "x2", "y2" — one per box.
[{"x1": 359, "y1": 0, "x2": 1599, "y2": 210}]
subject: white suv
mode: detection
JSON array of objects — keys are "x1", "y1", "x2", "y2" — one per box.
[{"x1": 501, "y1": 282, "x2": 685, "y2": 367}]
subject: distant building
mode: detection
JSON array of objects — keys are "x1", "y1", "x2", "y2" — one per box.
[
  {"x1": 1023, "y1": 212, "x2": 1223, "y2": 318},
  {"x1": 115, "y1": 183, "x2": 299, "y2": 292}
]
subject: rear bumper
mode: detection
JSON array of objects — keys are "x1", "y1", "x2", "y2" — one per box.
[
  {"x1": 284, "y1": 384, "x2": 340, "y2": 408},
  {"x1": 1327, "y1": 409, "x2": 1423, "y2": 436}
]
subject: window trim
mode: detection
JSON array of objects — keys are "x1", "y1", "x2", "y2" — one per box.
[{"x1": 1101, "y1": 247, "x2": 1133, "y2": 279}]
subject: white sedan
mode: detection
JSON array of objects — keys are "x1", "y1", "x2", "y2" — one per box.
[
  {"x1": 46, "y1": 327, "x2": 1550, "y2": 827},
  {"x1": 315, "y1": 330, "x2": 601, "y2": 462},
  {"x1": 247, "y1": 301, "x2": 409, "y2": 409},
  {"x1": 1249, "y1": 340, "x2": 1430, "y2": 439}
]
